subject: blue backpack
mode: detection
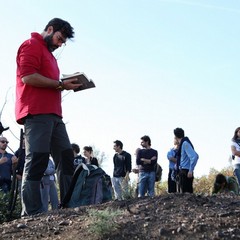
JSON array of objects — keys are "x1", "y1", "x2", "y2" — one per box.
[{"x1": 62, "y1": 163, "x2": 112, "y2": 208}]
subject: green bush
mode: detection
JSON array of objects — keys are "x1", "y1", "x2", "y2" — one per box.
[
  {"x1": 87, "y1": 208, "x2": 122, "y2": 238},
  {"x1": 0, "y1": 191, "x2": 21, "y2": 223}
]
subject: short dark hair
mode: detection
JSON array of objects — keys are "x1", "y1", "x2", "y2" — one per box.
[
  {"x1": 44, "y1": 18, "x2": 74, "y2": 39},
  {"x1": 213, "y1": 173, "x2": 227, "y2": 193},
  {"x1": 141, "y1": 135, "x2": 151, "y2": 146},
  {"x1": 215, "y1": 173, "x2": 227, "y2": 185},
  {"x1": 83, "y1": 146, "x2": 93, "y2": 153},
  {"x1": 71, "y1": 143, "x2": 80, "y2": 154},
  {"x1": 174, "y1": 128, "x2": 185, "y2": 138},
  {"x1": 114, "y1": 140, "x2": 123, "y2": 149}
]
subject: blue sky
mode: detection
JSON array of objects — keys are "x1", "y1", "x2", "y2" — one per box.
[{"x1": 0, "y1": 0, "x2": 240, "y2": 180}]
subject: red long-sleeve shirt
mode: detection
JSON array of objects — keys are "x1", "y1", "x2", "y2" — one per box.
[{"x1": 15, "y1": 32, "x2": 61, "y2": 124}]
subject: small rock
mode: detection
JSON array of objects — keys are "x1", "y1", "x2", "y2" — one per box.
[
  {"x1": 144, "y1": 216, "x2": 151, "y2": 221},
  {"x1": 143, "y1": 223, "x2": 148, "y2": 227},
  {"x1": 177, "y1": 227, "x2": 183, "y2": 233},
  {"x1": 159, "y1": 227, "x2": 165, "y2": 235},
  {"x1": 54, "y1": 230, "x2": 60, "y2": 235},
  {"x1": 17, "y1": 223, "x2": 27, "y2": 229},
  {"x1": 59, "y1": 220, "x2": 70, "y2": 226}
]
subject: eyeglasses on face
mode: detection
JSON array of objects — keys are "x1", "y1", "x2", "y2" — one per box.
[
  {"x1": 56, "y1": 34, "x2": 66, "y2": 45},
  {"x1": 0, "y1": 140, "x2": 9, "y2": 144}
]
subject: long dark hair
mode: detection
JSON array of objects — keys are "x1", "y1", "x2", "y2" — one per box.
[{"x1": 232, "y1": 127, "x2": 240, "y2": 142}]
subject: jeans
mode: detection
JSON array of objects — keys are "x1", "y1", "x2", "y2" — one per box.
[
  {"x1": 234, "y1": 164, "x2": 240, "y2": 189},
  {"x1": 112, "y1": 177, "x2": 129, "y2": 200},
  {"x1": 138, "y1": 171, "x2": 155, "y2": 197},
  {"x1": 41, "y1": 177, "x2": 59, "y2": 212},
  {"x1": 21, "y1": 114, "x2": 74, "y2": 216}
]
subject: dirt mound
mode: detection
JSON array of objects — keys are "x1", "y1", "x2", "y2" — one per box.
[{"x1": 1, "y1": 193, "x2": 240, "y2": 239}]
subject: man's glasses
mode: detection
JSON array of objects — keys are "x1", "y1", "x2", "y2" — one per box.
[
  {"x1": 56, "y1": 34, "x2": 66, "y2": 45},
  {"x1": 0, "y1": 140, "x2": 9, "y2": 144}
]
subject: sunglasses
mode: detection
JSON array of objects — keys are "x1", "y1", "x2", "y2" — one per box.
[{"x1": 0, "y1": 140, "x2": 9, "y2": 144}]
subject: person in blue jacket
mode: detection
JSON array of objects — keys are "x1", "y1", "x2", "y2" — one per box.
[
  {"x1": 167, "y1": 138, "x2": 179, "y2": 193},
  {"x1": 174, "y1": 128, "x2": 199, "y2": 193}
]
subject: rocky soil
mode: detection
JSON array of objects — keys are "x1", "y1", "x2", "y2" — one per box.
[{"x1": 1, "y1": 193, "x2": 240, "y2": 240}]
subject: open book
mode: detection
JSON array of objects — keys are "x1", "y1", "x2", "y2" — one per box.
[{"x1": 61, "y1": 72, "x2": 96, "y2": 92}]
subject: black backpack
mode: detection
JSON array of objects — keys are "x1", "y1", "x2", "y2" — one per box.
[{"x1": 62, "y1": 163, "x2": 112, "y2": 208}]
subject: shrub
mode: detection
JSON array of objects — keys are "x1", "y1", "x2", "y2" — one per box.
[
  {"x1": 87, "y1": 207, "x2": 122, "y2": 238},
  {"x1": 0, "y1": 191, "x2": 21, "y2": 223}
]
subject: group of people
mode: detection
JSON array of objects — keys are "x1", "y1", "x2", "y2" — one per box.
[
  {"x1": 0, "y1": 16, "x2": 237, "y2": 217},
  {"x1": 111, "y1": 129, "x2": 199, "y2": 201},
  {"x1": 0, "y1": 135, "x2": 101, "y2": 212},
  {"x1": 165, "y1": 126, "x2": 240, "y2": 196}
]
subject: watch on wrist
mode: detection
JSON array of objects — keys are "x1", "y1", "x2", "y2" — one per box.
[{"x1": 56, "y1": 80, "x2": 64, "y2": 90}]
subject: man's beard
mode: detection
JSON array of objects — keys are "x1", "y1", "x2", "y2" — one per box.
[{"x1": 44, "y1": 34, "x2": 59, "y2": 52}]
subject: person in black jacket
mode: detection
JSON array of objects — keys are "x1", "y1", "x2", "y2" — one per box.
[
  {"x1": 112, "y1": 140, "x2": 132, "y2": 200},
  {"x1": 83, "y1": 146, "x2": 99, "y2": 167},
  {"x1": 136, "y1": 135, "x2": 158, "y2": 197},
  {"x1": 71, "y1": 143, "x2": 86, "y2": 169}
]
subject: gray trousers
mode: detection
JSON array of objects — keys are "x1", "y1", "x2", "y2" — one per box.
[
  {"x1": 21, "y1": 114, "x2": 74, "y2": 216},
  {"x1": 41, "y1": 176, "x2": 59, "y2": 212}
]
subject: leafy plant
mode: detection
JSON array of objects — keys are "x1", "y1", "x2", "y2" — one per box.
[
  {"x1": 0, "y1": 192, "x2": 21, "y2": 223},
  {"x1": 87, "y1": 207, "x2": 122, "y2": 238}
]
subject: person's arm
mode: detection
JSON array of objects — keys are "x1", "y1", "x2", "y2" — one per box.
[
  {"x1": 231, "y1": 145, "x2": 240, "y2": 157},
  {"x1": 11, "y1": 155, "x2": 18, "y2": 165},
  {"x1": 167, "y1": 149, "x2": 177, "y2": 163},
  {"x1": 44, "y1": 161, "x2": 55, "y2": 175},
  {"x1": 125, "y1": 153, "x2": 132, "y2": 173},
  {"x1": 184, "y1": 142, "x2": 198, "y2": 177},
  {"x1": 22, "y1": 73, "x2": 82, "y2": 91},
  {"x1": 0, "y1": 156, "x2": 7, "y2": 164},
  {"x1": 141, "y1": 151, "x2": 157, "y2": 165},
  {"x1": 140, "y1": 156, "x2": 156, "y2": 164},
  {"x1": 124, "y1": 153, "x2": 132, "y2": 181},
  {"x1": 136, "y1": 151, "x2": 142, "y2": 165},
  {"x1": 91, "y1": 157, "x2": 99, "y2": 167}
]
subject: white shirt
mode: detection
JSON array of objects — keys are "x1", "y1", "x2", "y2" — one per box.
[{"x1": 231, "y1": 141, "x2": 240, "y2": 164}]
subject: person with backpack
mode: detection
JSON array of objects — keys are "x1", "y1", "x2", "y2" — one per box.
[
  {"x1": 112, "y1": 140, "x2": 132, "y2": 200},
  {"x1": 136, "y1": 135, "x2": 158, "y2": 197},
  {"x1": 174, "y1": 128, "x2": 199, "y2": 193},
  {"x1": 231, "y1": 127, "x2": 240, "y2": 187},
  {"x1": 212, "y1": 173, "x2": 239, "y2": 195}
]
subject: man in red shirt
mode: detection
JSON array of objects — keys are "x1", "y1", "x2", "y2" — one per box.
[{"x1": 15, "y1": 18, "x2": 81, "y2": 216}]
